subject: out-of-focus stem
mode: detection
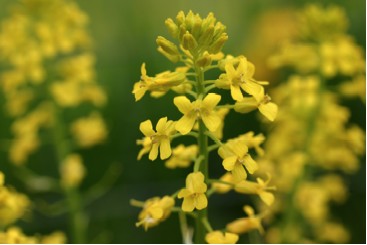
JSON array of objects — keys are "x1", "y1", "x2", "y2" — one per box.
[{"x1": 51, "y1": 103, "x2": 87, "y2": 244}]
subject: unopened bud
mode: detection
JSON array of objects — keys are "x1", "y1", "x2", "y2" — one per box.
[
  {"x1": 209, "y1": 33, "x2": 228, "y2": 54},
  {"x1": 165, "y1": 18, "x2": 179, "y2": 38},
  {"x1": 182, "y1": 32, "x2": 197, "y2": 51},
  {"x1": 198, "y1": 24, "x2": 214, "y2": 46},
  {"x1": 234, "y1": 97, "x2": 258, "y2": 113},
  {"x1": 196, "y1": 51, "x2": 212, "y2": 67},
  {"x1": 156, "y1": 36, "x2": 180, "y2": 57}
]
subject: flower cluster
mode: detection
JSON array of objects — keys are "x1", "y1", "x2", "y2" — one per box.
[
  {"x1": 0, "y1": 0, "x2": 108, "y2": 165},
  {"x1": 255, "y1": 4, "x2": 365, "y2": 243},
  {"x1": 0, "y1": 171, "x2": 66, "y2": 243},
  {"x1": 132, "y1": 11, "x2": 277, "y2": 244},
  {"x1": 0, "y1": 0, "x2": 110, "y2": 243}
]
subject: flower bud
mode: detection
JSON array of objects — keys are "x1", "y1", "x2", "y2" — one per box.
[
  {"x1": 156, "y1": 36, "x2": 180, "y2": 62},
  {"x1": 165, "y1": 18, "x2": 179, "y2": 38},
  {"x1": 182, "y1": 31, "x2": 197, "y2": 51},
  {"x1": 209, "y1": 33, "x2": 228, "y2": 54},
  {"x1": 196, "y1": 51, "x2": 212, "y2": 67}
]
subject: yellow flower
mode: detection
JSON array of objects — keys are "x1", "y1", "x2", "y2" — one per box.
[
  {"x1": 237, "y1": 132, "x2": 265, "y2": 156},
  {"x1": 218, "y1": 141, "x2": 258, "y2": 182},
  {"x1": 165, "y1": 144, "x2": 198, "y2": 169},
  {"x1": 205, "y1": 231, "x2": 239, "y2": 244},
  {"x1": 0, "y1": 172, "x2": 30, "y2": 227},
  {"x1": 60, "y1": 154, "x2": 86, "y2": 188},
  {"x1": 136, "y1": 136, "x2": 153, "y2": 160},
  {"x1": 226, "y1": 205, "x2": 264, "y2": 235},
  {"x1": 178, "y1": 172, "x2": 208, "y2": 212},
  {"x1": 234, "y1": 173, "x2": 276, "y2": 206},
  {"x1": 216, "y1": 56, "x2": 263, "y2": 101},
  {"x1": 174, "y1": 93, "x2": 221, "y2": 135},
  {"x1": 235, "y1": 86, "x2": 278, "y2": 121},
  {"x1": 139, "y1": 117, "x2": 176, "y2": 160},
  {"x1": 132, "y1": 63, "x2": 186, "y2": 101},
  {"x1": 136, "y1": 196, "x2": 175, "y2": 231},
  {"x1": 71, "y1": 112, "x2": 108, "y2": 148}
]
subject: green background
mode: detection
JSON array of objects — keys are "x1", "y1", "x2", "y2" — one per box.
[{"x1": 0, "y1": 0, "x2": 365, "y2": 243}]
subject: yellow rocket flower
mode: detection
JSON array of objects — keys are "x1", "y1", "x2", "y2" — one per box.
[
  {"x1": 60, "y1": 154, "x2": 86, "y2": 188},
  {"x1": 0, "y1": 172, "x2": 30, "y2": 227},
  {"x1": 226, "y1": 205, "x2": 264, "y2": 235},
  {"x1": 165, "y1": 144, "x2": 198, "y2": 169},
  {"x1": 178, "y1": 172, "x2": 208, "y2": 212},
  {"x1": 205, "y1": 231, "x2": 239, "y2": 244},
  {"x1": 218, "y1": 141, "x2": 258, "y2": 182},
  {"x1": 234, "y1": 173, "x2": 276, "y2": 206},
  {"x1": 133, "y1": 63, "x2": 186, "y2": 101},
  {"x1": 235, "y1": 86, "x2": 278, "y2": 121},
  {"x1": 136, "y1": 196, "x2": 175, "y2": 231},
  {"x1": 216, "y1": 56, "x2": 263, "y2": 101},
  {"x1": 71, "y1": 112, "x2": 108, "y2": 148},
  {"x1": 139, "y1": 117, "x2": 176, "y2": 160},
  {"x1": 174, "y1": 93, "x2": 221, "y2": 135}
]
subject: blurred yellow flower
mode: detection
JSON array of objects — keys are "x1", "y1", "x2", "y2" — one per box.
[
  {"x1": 165, "y1": 144, "x2": 198, "y2": 169},
  {"x1": 205, "y1": 231, "x2": 239, "y2": 244},
  {"x1": 136, "y1": 196, "x2": 175, "y2": 231},
  {"x1": 226, "y1": 205, "x2": 264, "y2": 235},
  {"x1": 71, "y1": 112, "x2": 108, "y2": 148},
  {"x1": 60, "y1": 154, "x2": 86, "y2": 188}
]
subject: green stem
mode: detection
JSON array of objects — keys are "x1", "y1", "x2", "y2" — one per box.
[
  {"x1": 51, "y1": 104, "x2": 87, "y2": 244},
  {"x1": 179, "y1": 212, "x2": 191, "y2": 243}
]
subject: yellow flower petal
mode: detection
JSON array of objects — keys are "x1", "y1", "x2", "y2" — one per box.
[
  {"x1": 232, "y1": 163, "x2": 247, "y2": 181},
  {"x1": 202, "y1": 93, "x2": 221, "y2": 109},
  {"x1": 195, "y1": 193, "x2": 208, "y2": 210},
  {"x1": 178, "y1": 189, "x2": 192, "y2": 198},
  {"x1": 206, "y1": 231, "x2": 239, "y2": 244},
  {"x1": 259, "y1": 102, "x2": 278, "y2": 121},
  {"x1": 174, "y1": 96, "x2": 193, "y2": 114},
  {"x1": 230, "y1": 84, "x2": 243, "y2": 101},
  {"x1": 182, "y1": 196, "x2": 195, "y2": 212},
  {"x1": 223, "y1": 156, "x2": 238, "y2": 171},
  {"x1": 149, "y1": 207, "x2": 164, "y2": 219},
  {"x1": 243, "y1": 154, "x2": 258, "y2": 174},
  {"x1": 149, "y1": 144, "x2": 159, "y2": 160},
  {"x1": 187, "y1": 172, "x2": 207, "y2": 193},
  {"x1": 139, "y1": 120, "x2": 155, "y2": 137},
  {"x1": 156, "y1": 117, "x2": 168, "y2": 133},
  {"x1": 259, "y1": 191, "x2": 275, "y2": 206},
  {"x1": 176, "y1": 114, "x2": 196, "y2": 135},
  {"x1": 159, "y1": 138, "x2": 172, "y2": 160},
  {"x1": 201, "y1": 113, "x2": 221, "y2": 132}
]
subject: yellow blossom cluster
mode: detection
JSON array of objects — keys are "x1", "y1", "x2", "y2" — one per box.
[
  {"x1": 0, "y1": 172, "x2": 66, "y2": 243},
  {"x1": 0, "y1": 0, "x2": 108, "y2": 165},
  {"x1": 132, "y1": 11, "x2": 277, "y2": 244},
  {"x1": 0, "y1": 0, "x2": 108, "y2": 243},
  {"x1": 255, "y1": 4, "x2": 365, "y2": 243}
]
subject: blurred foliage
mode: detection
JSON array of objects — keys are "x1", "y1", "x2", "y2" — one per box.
[{"x1": 0, "y1": 0, "x2": 365, "y2": 243}]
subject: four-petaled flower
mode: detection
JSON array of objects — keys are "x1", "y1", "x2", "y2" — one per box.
[
  {"x1": 139, "y1": 117, "x2": 176, "y2": 160},
  {"x1": 135, "y1": 196, "x2": 175, "y2": 231},
  {"x1": 205, "y1": 231, "x2": 239, "y2": 244},
  {"x1": 218, "y1": 140, "x2": 258, "y2": 182},
  {"x1": 174, "y1": 93, "x2": 221, "y2": 135},
  {"x1": 226, "y1": 205, "x2": 264, "y2": 235},
  {"x1": 234, "y1": 173, "x2": 276, "y2": 206},
  {"x1": 216, "y1": 56, "x2": 263, "y2": 101},
  {"x1": 178, "y1": 172, "x2": 208, "y2": 212}
]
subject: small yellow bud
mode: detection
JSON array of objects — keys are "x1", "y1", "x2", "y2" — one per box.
[
  {"x1": 165, "y1": 18, "x2": 179, "y2": 38},
  {"x1": 196, "y1": 51, "x2": 212, "y2": 67},
  {"x1": 234, "y1": 97, "x2": 258, "y2": 113},
  {"x1": 198, "y1": 24, "x2": 214, "y2": 46},
  {"x1": 182, "y1": 31, "x2": 197, "y2": 51},
  {"x1": 209, "y1": 33, "x2": 228, "y2": 54},
  {"x1": 156, "y1": 36, "x2": 180, "y2": 63}
]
